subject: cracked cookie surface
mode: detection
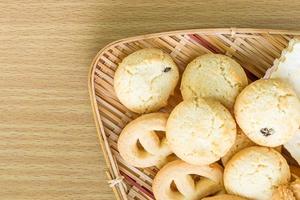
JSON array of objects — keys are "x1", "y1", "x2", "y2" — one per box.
[
  {"x1": 234, "y1": 78, "x2": 300, "y2": 147},
  {"x1": 180, "y1": 54, "x2": 248, "y2": 109},
  {"x1": 114, "y1": 48, "x2": 179, "y2": 113},
  {"x1": 166, "y1": 98, "x2": 236, "y2": 165},
  {"x1": 224, "y1": 146, "x2": 290, "y2": 200}
]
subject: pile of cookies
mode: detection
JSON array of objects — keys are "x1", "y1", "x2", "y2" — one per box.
[{"x1": 114, "y1": 47, "x2": 300, "y2": 200}]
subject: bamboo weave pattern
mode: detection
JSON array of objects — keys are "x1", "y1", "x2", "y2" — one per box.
[{"x1": 89, "y1": 28, "x2": 299, "y2": 200}]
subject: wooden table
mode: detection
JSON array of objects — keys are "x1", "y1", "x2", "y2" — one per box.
[{"x1": 1, "y1": 1, "x2": 300, "y2": 199}]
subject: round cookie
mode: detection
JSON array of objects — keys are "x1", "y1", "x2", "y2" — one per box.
[
  {"x1": 180, "y1": 54, "x2": 248, "y2": 109},
  {"x1": 202, "y1": 194, "x2": 248, "y2": 200},
  {"x1": 224, "y1": 146, "x2": 291, "y2": 200},
  {"x1": 117, "y1": 113, "x2": 172, "y2": 168},
  {"x1": 153, "y1": 160, "x2": 224, "y2": 200},
  {"x1": 166, "y1": 98, "x2": 236, "y2": 165},
  {"x1": 221, "y1": 128, "x2": 255, "y2": 166},
  {"x1": 234, "y1": 78, "x2": 300, "y2": 147},
  {"x1": 114, "y1": 48, "x2": 179, "y2": 113}
]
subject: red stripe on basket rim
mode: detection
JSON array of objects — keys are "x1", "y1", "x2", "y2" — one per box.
[{"x1": 188, "y1": 34, "x2": 222, "y2": 54}]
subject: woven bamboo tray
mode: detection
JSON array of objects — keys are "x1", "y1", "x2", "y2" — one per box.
[{"x1": 88, "y1": 28, "x2": 300, "y2": 200}]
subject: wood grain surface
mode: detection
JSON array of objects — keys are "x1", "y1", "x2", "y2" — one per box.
[{"x1": 1, "y1": 0, "x2": 300, "y2": 199}]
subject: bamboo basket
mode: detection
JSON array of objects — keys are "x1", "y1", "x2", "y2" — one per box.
[{"x1": 88, "y1": 28, "x2": 300, "y2": 200}]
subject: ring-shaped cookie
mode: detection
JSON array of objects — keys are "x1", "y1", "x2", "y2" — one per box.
[
  {"x1": 153, "y1": 160, "x2": 224, "y2": 200},
  {"x1": 118, "y1": 113, "x2": 172, "y2": 168},
  {"x1": 202, "y1": 194, "x2": 248, "y2": 200}
]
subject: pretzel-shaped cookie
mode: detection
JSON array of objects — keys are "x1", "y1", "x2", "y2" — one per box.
[
  {"x1": 272, "y1": 178, "x2": 300, "y2": 200},
  {"x1": 153, "y1": 160, "x2": 224, "y2": 200},
  {"x1": 118, "y1": 113, "x2": 172, "y2": 168}
]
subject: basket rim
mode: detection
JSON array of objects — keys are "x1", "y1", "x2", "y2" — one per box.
[{"x1": 87, "y1": 27, "x2": 300, "y2": 200}]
